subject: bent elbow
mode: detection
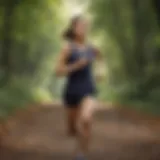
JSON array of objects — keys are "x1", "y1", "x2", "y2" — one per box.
[
  {"x1": 55, "y1": 68, "x2": 65, "y2": 77},
  {"x1": 55, "y1": 69, "x2": 61, "y2": 77}
]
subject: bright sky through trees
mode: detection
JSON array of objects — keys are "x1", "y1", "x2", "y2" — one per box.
[{"x1": 63, "y1": 0, "x2": 89, "y2": 17}]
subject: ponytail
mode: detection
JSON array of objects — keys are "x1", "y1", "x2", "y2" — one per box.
[{"x1": 63, "y1": 15, "x2": 82, "y2": 41}]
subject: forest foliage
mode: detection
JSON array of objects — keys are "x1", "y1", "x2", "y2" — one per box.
[
  {"x1": 90, "y1": 0, "x2": 160, "y2": 112},
  {"x1": 0, "y1": 0, "x2": 62, "y2": 118},
  {"x1": 0, "y1": 0, "x2": 160, "y2": 119}
]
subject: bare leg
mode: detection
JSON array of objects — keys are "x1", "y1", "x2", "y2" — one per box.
[
  {"x1": 66, "y1": 107, "x2": 80, "y2": 137},
  {"x1": 75, "y1": 96, "x2": 96, "y2": 158}
]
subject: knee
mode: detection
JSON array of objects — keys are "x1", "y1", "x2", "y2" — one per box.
[
  {"x1": 83, "y1": 120, "x2": 91, "y2": 131},
  {"x1": 77, "y1": 117, "x2": 91, "y2": 132}
]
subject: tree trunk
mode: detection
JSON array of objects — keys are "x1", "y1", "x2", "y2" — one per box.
[
  {"x1": 1, "y1": 1, "x2": 15, "y2": 86},
  {"x1": 133, "y1": 0, "x2": 145, "y2": 78},
  {"x1": 154, "y1": 0, "x2": 160, "y2": 27}
]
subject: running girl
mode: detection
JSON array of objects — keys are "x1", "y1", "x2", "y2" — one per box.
[{"x1": 56, "y1": 15, "x2": 102, "y2": 160}]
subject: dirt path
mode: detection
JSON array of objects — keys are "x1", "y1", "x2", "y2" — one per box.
[{"x1": 1, "y1": 105, "x2": 160, "y2": 160}]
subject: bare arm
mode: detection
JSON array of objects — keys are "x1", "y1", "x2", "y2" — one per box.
[{"x1": 55, "y1": 44, "x2": 89, "y2": 77}]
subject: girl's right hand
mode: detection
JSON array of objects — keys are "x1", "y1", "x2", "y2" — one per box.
[
  {"x1": 77, "y1": 58, "x2": 89, "y2": 67},
  {"x1": 68, "y1": 58, "x2": 89, "y2": 73}
]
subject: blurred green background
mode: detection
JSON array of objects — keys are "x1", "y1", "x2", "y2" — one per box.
[{"x1": 0, "y1": 0, "x2": 160, "y2": 119}]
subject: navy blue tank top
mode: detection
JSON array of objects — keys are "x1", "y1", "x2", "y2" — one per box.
[{"x1": 64, "y1": 43, "x2": 96, "y2": 95}]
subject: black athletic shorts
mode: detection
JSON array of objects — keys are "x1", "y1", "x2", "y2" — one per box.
[
  {"x1": 63, "y1": 92, "x2": 95, "y2": 107},
  {"x1": 63, "y1": 92, "x2": 85, "y2": 107}
]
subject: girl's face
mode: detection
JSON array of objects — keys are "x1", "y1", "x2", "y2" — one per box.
[{"x1": 74, "y1": 19, "x2": 89, "y2": 39}]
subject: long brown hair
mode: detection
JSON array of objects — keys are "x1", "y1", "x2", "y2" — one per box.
[{"x1": 63, "y1": 15, "x2": 82, "y2": 41}]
